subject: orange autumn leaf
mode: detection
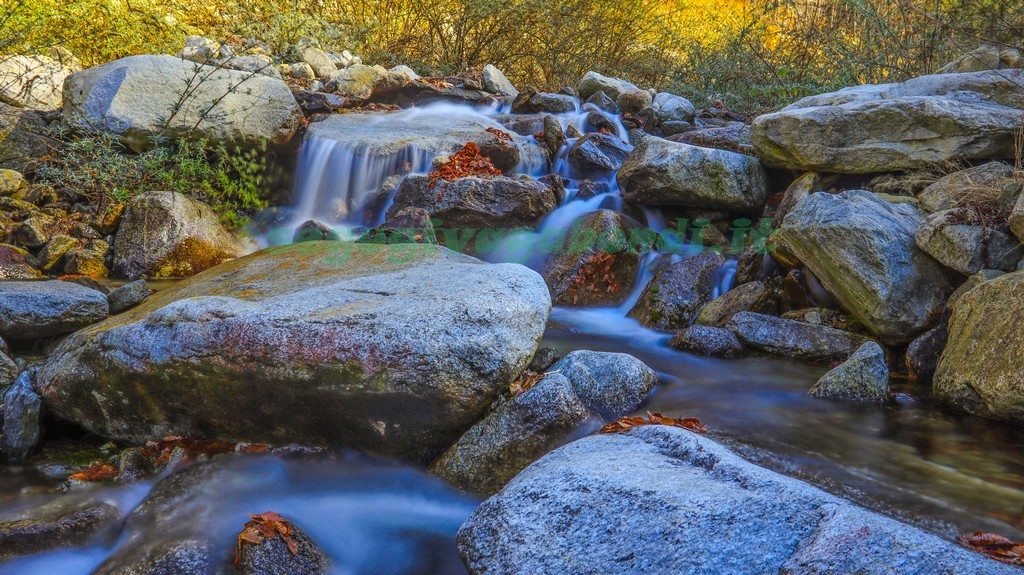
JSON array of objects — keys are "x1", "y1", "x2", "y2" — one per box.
[
  {"x1": 427, "y1": 142, "x2": 502, "y2": 200},
  {"x1": 235, "y1": 511, "x2": 299, "y2": 567},
  {"x1": 600, "y1": 412, "x2": 709, "y2": 435},
  {"x1": 68, "y1": 461, "x2": 119, "y2": 482},
  {"x1": 959, "y1": 532, "x2": 1024, "y2": 566},
  {"x1": 509, "y1": 370, "x2": 556, "y2": 397}
]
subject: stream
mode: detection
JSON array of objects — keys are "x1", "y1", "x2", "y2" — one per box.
[{"x1": 2, "y1": 101, "x2": 1024, "y2": 572}]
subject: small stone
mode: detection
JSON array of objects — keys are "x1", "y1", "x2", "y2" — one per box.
[
  {"x1": 809, "y1": 341, "x2": 890, "y2": 402},
  {"x1": 0, "y1": 169, "x2": 25, "y2": 196},
  {"x1": 64, "y1": 239, "x2": 110, "y2": 276},
  {"x1": 14, "y1": 216, "x2": 50, "y2": 248},
  {"x1": 669, "y1": 325, "x2": 745, "y2": 358},
  {"x1": 37, "y1": 234, "x2": 79, "y2": 272},
  {"x1": 528, "y1": 347, "x2": 560, "y2": 372},
  {"x1": 2, "y1": 372, "x2": 41, "y2": 462},
  {"x1": 107, "y1": 279, "x2": 150, "y2": 314}
]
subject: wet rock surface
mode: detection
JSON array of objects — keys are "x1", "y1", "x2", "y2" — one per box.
[
  {"x1": 0, "y1": 498, "x2": 121, "y2": 561},
  {"x1": 457, "y1": 426, "x2": 1018, "y2": 575},
  {"x1": 810, "y1": 341, "x2": 890, "y2": 402},
  {"x1": 726, "y1": 311, "x2": 871, "y2": 361}
]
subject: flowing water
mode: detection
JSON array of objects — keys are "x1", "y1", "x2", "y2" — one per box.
[{"x1": 3, "y1": 101, "x2": 1024, "y2": 571}]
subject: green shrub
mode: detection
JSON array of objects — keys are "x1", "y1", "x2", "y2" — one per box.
[{"x1": 36, "y1": 131, "x2": 269, "y2": 228}]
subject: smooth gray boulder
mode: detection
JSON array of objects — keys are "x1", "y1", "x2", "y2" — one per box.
[
  {"x1": 915, "y1": 208, "x2": 1022, "y2": 274},
  {"x1": 39, "y1": 243, "x2": 551, "y2": 462},
  {"x1": 112, "y1": 191, "x2": 245, "y2": 279},
  {"x1": 2, "y1": 372, "x2": 41, "y2": 462},
  {"x1": 618, "y1": 134, "x2": 768, "y2": 213},
  {"x1": 642, "y1": 91, "x2": 695, "y2": 136},
  {"x1": 430, "y1": 373, "x2": 599, "y2": 496},
  {"x1": 776, "y1": 190, "x2": 957, "y2": 343},
  {"x1": 577, "y1": 71, "x2": 639, "y2": 101},
  {"x1": 548, "y1": 350, "x2": 658, "y2": 420},
  {"x1": 627, "y1": 252, "x2": 726, "y2": 331},
  {"x1": 305, "y1": 110, "x2": 544, "y2": 173},
  {"x1": 809, "y1": 341, "x2": 890, "y2": 401},
  {"x1": 387, "y1": 174, "x2": 557, "y2": 229},
  {"x1": 0, "y1": 280, "x2": 109, "y2": 339},
  {"x1": 668, "y1": 325, "x2": 745, "y2": 358},
  {"x1": 63, "y1": 55, "x2": 302, "y2": 152},
  {"x1": 236, "y1": 524, "x2": 330, "y2": 575},
  {"x1": 726, "y1": 311, "x2": 871, "y2": 361},
  {"x1": 751, "y1": 69, "x2": 1024, "y2": 173},
  {"x1": 457, "y1": 426, "x2": 1018, "y2": 575}
]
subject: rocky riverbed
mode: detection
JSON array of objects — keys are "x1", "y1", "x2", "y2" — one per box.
[{"x1": 1, "y1": 38, "x2": 1024, "y2": 573}]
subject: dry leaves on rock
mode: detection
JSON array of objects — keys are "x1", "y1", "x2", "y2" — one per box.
[
  {"x1": 427, "y1": 142, "x2": 502, "y2": 199},
  {"x1": 569, "y1": 252, "x2": 621, "y2": 305},
  {"x1": 486, "y1": 127, "x2": 514, "y2": 145},
  {"x1": 509, "y1": 370, "x2": 559, "y2": 397},
  {"x1": 959, "y1": 531, "x2": 1024, "y2": 566},
  {"x1": 235, "y1": 511, "x2": 298, "y2": 567},
  {"x1": 600, "y1": 412, "x2": 708, "y2": 435},
  {"x1": 68, "y1": 461, "x2": 119, "y2": 482},
  {"x1": 141, "y1": 436, "x2": 268, "y2": 467}
]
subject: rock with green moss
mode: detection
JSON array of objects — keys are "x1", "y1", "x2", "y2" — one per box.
[
  {"x1": 112, "y1": 191, "x2": 244, "y2": 279},
  {"x1": 617, "y1": 133, "x2": 768, "y2": 213},
  {"x1": 776, "y1": 190, "x2": 957, "y2": 343},
  {"x1": 64, "y1": 239, "x2": 109, "y2": 277},
  {"x1": 0, "y1": 244, "x2": 41, "y2": 279},
  {"x1": 934, "y1": 272, "x2": 1024, "y2": 424},
  {"x1": 39, "y1": 242, "x2": 551, "y2": 462},
  {"x1": 627, "y1": 252, "x2": 726, "y2": 331}
]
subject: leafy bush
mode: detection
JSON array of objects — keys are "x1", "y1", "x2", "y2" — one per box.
[{"x1": 36, "y1": 131, "x2": 269, "y2": 228}]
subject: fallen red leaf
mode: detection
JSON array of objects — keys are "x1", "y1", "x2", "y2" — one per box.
[
  {"x1": 235, "y1": 511, "x2": 299, "y2": 566},
  {"x1": 959, "y1": 531, "x2": 1024, "y2": 566},
  {"x1": 427, "y1": 142, "x2": 502, "y2": 200},
  {"x1": 68, "y1": 461, "x2": 119, "y2": 482},
  {"x1": 600, "y1": 412, "x2": 708, "y2": 435},
  {"x1": 141, "y1": 436, "x2": 269, "y2": 466}
]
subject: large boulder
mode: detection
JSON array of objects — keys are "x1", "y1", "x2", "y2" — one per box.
[
  {"x1": 668, "y1": 324, "x2": 745, "y2": 357},
  {"x1": 627, "y1": 252, "x2": 726, "y2": 331},
  {"x1": 38, "y1": 242, "x2": 551, "y2": 462},
  {"x1": 0, "y1": 498, "x2": 120, "y2": 561},
  {"x1": 367, "y1": 76, "x2": 490, "y2": 108},
  {"x1": 617, "y1": 134, "x2": 768, "y2": 213},
  {"x1": 482, "y1": 65, "x2": 518, "y2": 100},
  {"x1": 457, "y1": 426, "x2": 1018, "y2": 575},
  {"x1": 934, "y1": 272, "x2": 1024, "y2": 424},
  {"x1": 939, "y1": 45, "x2": 1024, "y2": 74},
  {"x1": 566, "y1": 132, "x2": 631, "y2": 179},
  {"x1": 0, "y1": 243, "x2": 41, "y2": 279},
  {"x1": 548, "y1": 350, "x2": 658, "y2": 420},
  {"x1": 0, "y1": 104, "x2": 54, "y2": 172},
  {"x1": 695, "y1": 279, "x2": 777, "y2": 326},
  {"x1": 726, "y1": 311, "x2": 871, "y2": 361},
  {"x1": 62, "y1": 55, "x2": 303, "y2": 152},
  {"x1": 0, "y1": 280, "x2": 109, "y2": 340},
  {"x1": 776, "y1": 190, "x2": 957, "y2": 343},
  {"x1": 2, "y1": 371, "x2": 41, "y2": 462},
  {"x1": 751, "y1": 69, "x2": 1024, "y2": 173},
  {"x1": 641, "y1": 91, "x2": 695, "y2": 136},
  {"x1": 0, "y1": 54, "x2": 73, "y2": 111},
  {"x1": 112, "y1": 191, "x2": 245, "y2": 279},
  {"x1": 387, "y1": 174, "x2": 557, "y2": 230},
  {"x1": 305, "y1": 110, "x2": 544, "y2": 173}
]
